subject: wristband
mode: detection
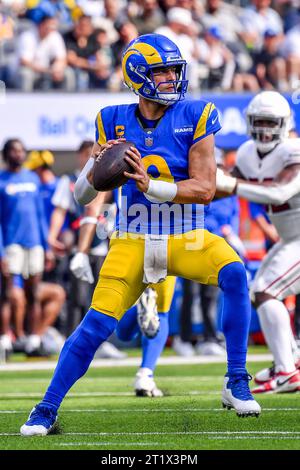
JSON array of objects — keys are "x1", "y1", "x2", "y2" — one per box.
[
  {"x1": 146, "y1": 179, "x2": 177, "y2": 203},
  {"x1": 216, "y1": 168, "x2": 237, "y2": 193},
  {"x1": 79, "y1": 216, "x2": 98, "y2": 226}
]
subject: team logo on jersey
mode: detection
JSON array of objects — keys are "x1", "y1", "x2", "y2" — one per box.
[
  {"x1": 115, "y1": 125, "x2": 125, "y2": 137},
  {"x1": 145, "y1": 131, "x2": 153, "y2": 147},
  {"x1": 174, "y1": 126, "x2": 193, "y2": 134}
]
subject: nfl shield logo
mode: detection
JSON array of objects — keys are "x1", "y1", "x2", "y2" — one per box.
[{"x1": 145, "y1": 133, "x2": 153, "y2": 147}]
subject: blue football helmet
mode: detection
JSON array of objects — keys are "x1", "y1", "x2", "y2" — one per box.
[{"x1": 122, "y1": 34, "x2": 188, "y2": 105}]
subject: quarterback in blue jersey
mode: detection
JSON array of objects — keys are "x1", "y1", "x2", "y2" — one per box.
[{"x1": 21, "y1": 34, "x2": 260, "y2": 436}]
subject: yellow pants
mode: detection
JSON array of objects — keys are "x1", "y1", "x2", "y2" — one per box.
[
  {"x1": 91, "y1": 229, "x2": 241, "y2": 320},
  {"x1": 150, "y1": 276, "x2": 177, "y2": 313}
]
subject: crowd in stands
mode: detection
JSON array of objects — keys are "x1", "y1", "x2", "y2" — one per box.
[{"x1": 1, "y1": 0, "x2": 300, "y2": 92}]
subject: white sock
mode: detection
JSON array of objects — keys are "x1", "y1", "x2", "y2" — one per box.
[{"x1": 257, "y1": 299, "x2": 295, "y2": 372}]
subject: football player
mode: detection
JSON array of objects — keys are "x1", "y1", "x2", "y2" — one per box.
[
  {"x1": 217, "y1": 91, "x2": 300, "y2": 393},
  {"x1": 21, "y1": 34, "x2": 260, "y2": 436}
]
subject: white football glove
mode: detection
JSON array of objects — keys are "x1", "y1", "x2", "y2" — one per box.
[
  {"x1": 216, "y1": 168, "x2": 237, "y2": 193},
  {"x1": 70, "y1": 252, "x2": 94, "y2": 284}
]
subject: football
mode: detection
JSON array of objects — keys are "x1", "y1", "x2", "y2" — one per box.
[{"x1": 92, "y1": 141, "x2": 136, "y2": 191}]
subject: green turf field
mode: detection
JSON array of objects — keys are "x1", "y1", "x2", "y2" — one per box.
[{"x1": 0, "y1": 359, "x2": 300, "y2": 450}]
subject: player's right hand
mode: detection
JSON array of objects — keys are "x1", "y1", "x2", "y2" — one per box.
[{"x1": 70, "y1": 252, "x2": 94, "y2": 284}]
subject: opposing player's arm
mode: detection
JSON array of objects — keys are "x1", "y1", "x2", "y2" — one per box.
[{"x1": 217, "y1": 163, "x2": 300, "y2": 205}]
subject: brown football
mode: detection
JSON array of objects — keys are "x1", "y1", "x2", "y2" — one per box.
[{"x1": 92, "y1": 141, "x2": 135, "y2": 191}]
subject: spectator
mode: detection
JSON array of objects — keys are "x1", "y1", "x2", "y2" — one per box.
[
  {"x1": 201, "y1": 0, "x2": 254, "y2": 81},
  {"x1": 157, "y1": 0, "x2": 176, "y2": 14},
  {"x1": 109, "y1": 20, "x2": 138, "y2": 91},
  {"x1": 239, "y1": 0, "x2": 283, "y2": 52},
  {"x1": 0, "y1": 10, "x2": 15, "y2": 85},
  {"x1": 201, "y1": 0, "x2": 244, "y2": 45},
  {"x1": 91, "y1": 27, "x2": 113, "y2": 88},
  {"x1": 197, "y1": 26, "x2": 235, "y2": 91},
  {"x1": 253, "y1": 29, "x2": 288, "y2": 91},
  {"x1": 91, "y1": 0, "x2": 127, "y2": 44},
  {"x1": 274, "y1": 0, "x2": 300, "y2": 33},
  {"x1": 16, "y1": 15, "x2": 70, "y2": 91},
  {"x1": 155, "y1": 7, "x2": 200, "y2": 90},
  {"x1": 130, "y1": 0, "x2": 165, "y2": 35},
  {"x1": 64, "y1": 15, "x2": 110, "y2": 90},
  {"x1": 3, "y1": 273, "x2": 65, "y2": 355},
  {"x1": 280, "y1": 20, "x2": 300, "y2": 89},
  {"x1": 177, "y1": 0, "x2": 204, "y2": 21},
  {"x1": 0, "y1": 8, "x2": 14, "y2": 41},
  {"x1": 0, "y1": 139, "x2": 50, "y2": 356},
  {"x1": 25, "y1": 0, "x2": 75, "y2": 29}
]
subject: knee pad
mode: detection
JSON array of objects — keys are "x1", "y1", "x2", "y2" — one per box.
[
  {"x1": 91, "y1": 279, "x2": 126, "y2": 320},
  {"x1": 218, "y1": 262, "x2": 248, "y2": 294}
]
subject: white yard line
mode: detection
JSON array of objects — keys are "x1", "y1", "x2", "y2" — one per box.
[
  {"x1": 212, "y1": 436, "x2": 300, "y2": 440},
  {"x1": 0, "y1": 391, "x2": 221, "y2": 398},
  {"x1": 0, "y1": 354, "x2": 273, "y2": 372},
  {"x1": 0, "y1": 376, "x2": 218, "y2": 382},
  {"x1": 1, "y1": 407, "x2": 300, "y2": 414},
  {"x1": 2, "y1": 431, "x2": 300, "y2": 437},
  {"x1": 58, "y1": 442, "x2": 161, "y2": 447}
]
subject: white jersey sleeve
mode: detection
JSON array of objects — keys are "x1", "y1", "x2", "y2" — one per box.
[{"x1": 281, "y1": 138, "x2": 300, "y2": 167}]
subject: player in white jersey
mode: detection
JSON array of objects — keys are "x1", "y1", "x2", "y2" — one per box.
[{"x1": 217, "y1": 91, "x2": 300, "y2": 393}]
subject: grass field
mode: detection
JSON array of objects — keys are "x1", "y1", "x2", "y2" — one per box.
[{"x1": 0, "y1": 355, "x2": 300, "y2": 451}]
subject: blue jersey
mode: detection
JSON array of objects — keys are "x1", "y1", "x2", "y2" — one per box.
[
  {"x1": 95, "y1": 100, "x2": 221, "y2": 235},
  {"x1": 0, "y1": 169, "x2": 48, "y2": 249},
  {"x1": 0, "y1": 222, "x2": 3, "y2": 258},
  {"x1": 205, "y1": 196, "x2": 240, "y2": 237},
  {"x1": 39, "y1": 177, "x2": 59, "y2": 230},
  {"x1": 249, "y1": 202, "x2": 270, "y2": 223}
]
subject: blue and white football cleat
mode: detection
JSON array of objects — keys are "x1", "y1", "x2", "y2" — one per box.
[
  {"x1": 222, "y1": 373, "x2": 261, "y2": 417},
  {"x1": 20, "y1": 404, "x2": 57, "y2": 436}
]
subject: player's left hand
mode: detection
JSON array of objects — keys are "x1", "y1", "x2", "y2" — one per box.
[{"x1": 124, "y1": 146, "x2": 150, "y2": 193}]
